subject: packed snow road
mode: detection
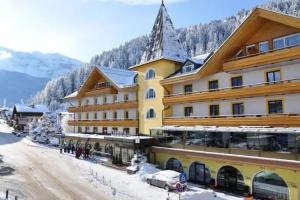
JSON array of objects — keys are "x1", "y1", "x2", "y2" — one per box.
[
  {"x1": 0, "y1": 123, "x2": 108, "y2": 200},
  {"x1": 0, "y1": 121, "x2": 243, "y2": 200}
]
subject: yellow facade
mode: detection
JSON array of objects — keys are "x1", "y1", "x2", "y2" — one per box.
[
  {"x1": 153, "y1": 151, "x2": 300, "y2": 200},
  {"x1": 131, "y1": 59, "x2": 180, "y2": 135}
]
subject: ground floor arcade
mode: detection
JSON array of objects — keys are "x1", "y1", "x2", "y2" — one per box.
[{"x1": 151, "y1": 146, "x2": 300, "y2": 200}]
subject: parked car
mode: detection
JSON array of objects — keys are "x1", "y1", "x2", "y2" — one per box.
[{"x1": 146, "y1": 170, "x2": 187, "y2": 191}]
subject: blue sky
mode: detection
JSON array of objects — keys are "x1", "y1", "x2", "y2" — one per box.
[{"x1": 0, "y1": 0, "x2": 268, "y2": 62}]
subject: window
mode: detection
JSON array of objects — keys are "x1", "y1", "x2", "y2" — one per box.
[
  {"x1": 184, "y1": 84, "x2": 193, "y2": 94},
  {"x1": 123, "y1": 128, "x2": 129, "y2": 135},
  {"x1": 78, "y1": 127, "x2": 82, "y2": 133},
  {"x1": 259, "y1": 41, "x2": 269, "y2": 53},
  {"x1": 274, "y1": 33, "x2": 300, "y2": 50},
  {"x1": 232, "y1": 103, "x2": 244, "y2": 115},
  {"x1": 235, "y1": 49, "x2": 246, "y2": 58},
  {"x1": 103, "y1": 96, "x2": 107, "y2": 104},
  {"x1": 113, "y1": 112, "x2": 117, "y2": 119},
  {"x1": 208, "y1": 80, "x2": 219, "y2": 91},
  {"x1": 146, "y1": 69, "x2": 155, "y2": 80},
  {"x1": 146, "y1": 88, "x2": 156, "y2": 99},
  {"x1": 209, "y1": 105, "x2": 219, "y2": 116},
  {"x1": 85, "y1": 127, "x2": 89, "y2": 133},
  {"x1": 78, "y1": 113, "x2": 81, "y2": 120},
  {"x1": 231, "y1": 76, "x2": 243, "y2": 88},
  {"x1": 182, "y1": 65, "x2": 194, "y2": 73},
  {"x1": 112, "y1": 127, "x2": 118, "y2": 134},
  {"x1": 113, "y1": 95, "x2": 117, "y2": 103},
  {"x1": 146, "y1": 108, "x2": 156, "y2": 119},
  {"x1": 94, "y1": 98, "x2": 98, "y2": 105},
  {"x1": 103, "y1": 127, "x2": 107, "y2": 134},
  {"x1": 103, "y1": 112, "x2": 107, "y2": 120},
  {"x1": 78, "y1": 100, "x2": 81, "y2": 106},
  {"x1": 184, "y1": 107, "x2": 193, "y2": 117},
  {"x1": 124, "y1": 94, "x2": 129, "y2": 102},
  {"x1": 86, "y1": 113, "x2": 89, "y2": 120},
  {"x1": 93, "y1": 127, "x2": 98, "y2": 133},
  {"x1": 94, "y1": 112, "x2": 98, "y2": 120},
  {"x1": 124, "y1": 111, "x2": 129, "y2": 119},
  {"x1": 266, "y1": 70, "x2": 281, "y2": 84},
  {"x1": 246, "y1": 44, "x2": 257, "y2": 55},
  {"x1": 85, "y1": 99, "x2": 89, "y2": 105},
  {"x1": 268, "y1": 100, "x2": 283, "y2": 114}
]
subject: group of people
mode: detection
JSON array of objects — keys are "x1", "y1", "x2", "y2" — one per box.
[{"x1": 60, "y1": 143, "x2": 91, "y2": 159}]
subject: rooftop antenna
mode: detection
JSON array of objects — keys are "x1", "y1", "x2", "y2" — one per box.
[{"x1": 161, "y1": 0, "x2": 164, "y2": 6}]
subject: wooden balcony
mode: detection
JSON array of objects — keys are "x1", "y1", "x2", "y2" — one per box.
[
  {"x1": 85, "y1": 87, "x2": 117, "y2": 97},
  {"x1": 68, "y1": 119, "x2": 138, "y2": 127},
  {"x1": 163, "y1": 114, "x2": 300, "y2": 127},
  {"x1": 223, "y1": 45, "x2": 300, "y2": 72},
  {"x1": 163, "y1": 79, "x2": 300, "y2": 106},
  {"x1": 68, "y1": 101, "x2": 138, "y2": 113}
]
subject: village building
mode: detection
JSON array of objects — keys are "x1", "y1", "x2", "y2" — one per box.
[
  {"x1": 11, "y1": 104, "x2": 49, "y2": 131},
  {"x1": 65, "y1": 2, "x2": 300, "y2": 199}
]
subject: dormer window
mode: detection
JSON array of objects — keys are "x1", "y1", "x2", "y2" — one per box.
[
  {"x1": 235, "y1": 49, "x2": 245, "y2": 58},
  {"x1": 246, "y1": 44, "x2": 257, "y2": 55},
  {"x1": 182, "y1": 65, "x2": 194, "y2": 73}
]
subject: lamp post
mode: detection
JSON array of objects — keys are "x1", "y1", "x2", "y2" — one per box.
[{"x1": 135, "y1": 136, "x2": 140, "y2": 161}]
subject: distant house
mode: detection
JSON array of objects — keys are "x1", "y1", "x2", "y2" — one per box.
[{"x1": 11, "y1": 104, "x2": 49, "y2": 131}]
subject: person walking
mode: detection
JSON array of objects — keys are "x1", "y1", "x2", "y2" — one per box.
[{"x1": 71, "y1": 144, "x2": 75, "y2": 154}]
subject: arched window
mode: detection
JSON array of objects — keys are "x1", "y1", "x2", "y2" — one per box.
[
  {"x1": 146, "y1": 109, "x2": 156, "y2": 119},
  {"x1": 146, "y1": 88, "x2": 156, "y2": 99},
  {"x1": 146, "y1": 69, "x2": 155, "y2": 80}
]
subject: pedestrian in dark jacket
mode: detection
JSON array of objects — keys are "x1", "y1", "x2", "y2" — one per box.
[{"x1": 71, "y1": 144, "x2": 75, "y2": 154}]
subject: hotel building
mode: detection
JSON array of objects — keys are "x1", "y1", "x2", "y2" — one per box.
[{"x1": 65, "y1": 3, "x2": 300, "y2": 200}]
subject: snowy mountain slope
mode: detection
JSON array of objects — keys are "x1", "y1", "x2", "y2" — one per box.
[
  {"x1": 0, "y1": 47, "x2": 83, "y2": 78},
  {"x1": 0, "y1": 70, "x2": 49, "y2": 105},
  {"x1": 31, "y1": 0, "x2": 300, "y2": 108}
]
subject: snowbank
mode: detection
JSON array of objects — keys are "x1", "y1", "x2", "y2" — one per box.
[{"x1": 135, "y1": 163, "x2": 160, "y2": 181}]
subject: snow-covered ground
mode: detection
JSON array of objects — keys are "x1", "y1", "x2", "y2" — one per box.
[{"x1": 0, "y1": 120, "x2": 243, "y2": 200}]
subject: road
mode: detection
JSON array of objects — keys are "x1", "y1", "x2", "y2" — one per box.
[{"x1": 0, "y1": 122, "x2": 108, "y2": 200}]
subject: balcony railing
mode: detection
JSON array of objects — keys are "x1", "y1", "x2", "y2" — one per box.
[
  {"x1": 163, "y1": 113, "x2": 300, "y2": 127},
  {"x1": 68, "y1": 100, "x2": 138, "y2": 112},
  {"x1": 226, "y1": 44, "x2": 300, "y2": 63},
  {"x1": 68, "y1": 118, "x2": 139, "y2": 127},
  {"x1": 163, "y1": 79, "x2": 300, "y2": 105},
  {"x1": 223, "y1": 44, "x2": 300, "y2": 72}
]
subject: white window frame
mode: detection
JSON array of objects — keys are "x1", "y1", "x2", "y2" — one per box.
[
  {"x1": 145, "y1": 69, "x2": 156, "y2": 80},
  {"x1": 246, "y1": 44, "x2": 256, "y2": 55},
  {"x1": 259, "y1": 41, "x2": 269, "y2": 53},
  {"x1": 273, "y1": 33, "x2": 300, "y2": 50},
  {"x1": 145, "y1": 88, "x2": 156, "y2": 99},
  {"x1": 146, "y1": 108, "x2": 156, "y2": 119}
]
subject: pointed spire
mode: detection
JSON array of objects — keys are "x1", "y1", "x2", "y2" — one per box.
[{"x1": 140, "y1": 1, "x2": 186, "y2": 64}]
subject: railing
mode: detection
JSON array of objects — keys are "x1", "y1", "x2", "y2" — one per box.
[
  {"x1": 164, "y1": 78, "x2": 300, "y2": 98},
  {"x1": 225, "y1": 43, "x2": 300, "y2": 63},
  {"x1": 165, "y1": 113, "x2": 300, "y2": 119},
  {"x1": 74, "y1": 118, "x2": 137, "y2": 121}
]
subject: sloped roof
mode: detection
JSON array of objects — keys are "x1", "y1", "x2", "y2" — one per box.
[
  {"x1": 97, "y1": 67, "x2": 137, "y2": 89},
  {"x1": 64, "y1": 91, "x2": 78, "y2": 100},
  {"x1": 161, "y1": 8, "x2": 300, "y2": 85},
  {"x1": 14, "y1": 104, "x2": 49, "y2": 113},
  {"x1": 139, "y1": 1, "x2": 186, "y2": 65},
  {"x1": 165, "y1": 52, "x2": 212, "y2": 79}
]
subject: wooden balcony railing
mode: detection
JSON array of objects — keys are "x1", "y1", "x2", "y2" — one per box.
[
  {"x1": 223, "y1": 44, "x2": 300, "y2": 72},
  {"x1": 85, "y1": 87, "x2": 117, "y2": 97},
  {"x1": 68, "y1": 119, "x2": 138, "y2": 127},
  {"x1": 163, "y1": 79, "x2": 300, "y2": 105},
  {"x1": 163, "y1": 113, "x2": 300, "y2": 127},
  {"x1": 68, "y1": 100, "x2": 138, "y2": 113}
]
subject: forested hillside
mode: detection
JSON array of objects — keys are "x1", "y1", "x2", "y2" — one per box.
[{"x1": 30, "y1": 0, "x2": 300, "y2": 110}]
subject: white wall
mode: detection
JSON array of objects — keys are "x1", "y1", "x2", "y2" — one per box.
[{"x1": 172, "y1": 94, "x2": 300, "y2": 117}]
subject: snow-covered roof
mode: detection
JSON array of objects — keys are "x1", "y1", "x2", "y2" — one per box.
[
  {"x1": 97, "y1": 66, "x2": 137, "y2": 88},
  {"x1": 65, "y1": 133, "x2": 153, "y2": 140},
  {"x1": 154, "y1": 125, "x2": 300, "y2": 134},
  {"x1": 165, "y1": 52, "x2": 213, "y2": 79},
  {"x1": 64, "y1": 91, "x2": 78, "y2": 99},
  {"x1": 139, "y1": 2, "x2": 187, "y2": 65},
  {"x1": 14, "y1": 104, "x2": 49, "y2": 113}
]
